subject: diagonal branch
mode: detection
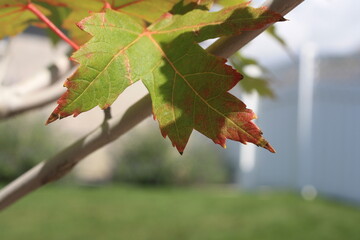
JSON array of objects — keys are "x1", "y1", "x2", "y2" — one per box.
[
  {"x1": 0, "y1": 94, "x2": 152, "y2": 210},
  {"x1": 207, "y1": 0, "x2": 304, "y2": 58},
  {"x1": 0, "y1": 0, "x2": 304, "y2": 211}
]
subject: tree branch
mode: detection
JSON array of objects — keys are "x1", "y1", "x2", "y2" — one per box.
[
  {"x1": 207, "y1": 0, "x2": 304, "y2": 58},
  {"x1": 0, "y1": 56, "x2": 74, "y2": 120},
  {"x1": 0, "y1": 0, "x2": 304, "y2": 211},
  {"x1": 0, "y1": 77, "x2": 66, "y2": 119},
  {"x1": 0, "y1": 94, "x2": 152, "y2": 210}
]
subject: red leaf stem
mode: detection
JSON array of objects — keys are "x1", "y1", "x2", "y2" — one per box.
[
  {"x1": 103, "y1": 1, "x2": 112, "y2": 10},
  {"x1": 26, "y1": 3, "x2": 79, "y2": 50}
]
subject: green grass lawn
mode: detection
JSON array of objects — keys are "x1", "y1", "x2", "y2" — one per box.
[{"x1": 0, "y1": 185, "x2": 359, "y2": 240}]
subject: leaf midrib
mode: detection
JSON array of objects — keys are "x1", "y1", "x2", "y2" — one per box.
[
  {"x1": 146, "y1": 34, "x2": 259, "y2": 143},
  {"x1": 63, "y1": 12, "x2": 263, "y2": 145},
  {"x1": 65, "y1": 34, "x2": 142, "y2": 110}
]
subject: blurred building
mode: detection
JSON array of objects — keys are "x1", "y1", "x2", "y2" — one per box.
[{"x1": 238, "y1": 47, "x2": 360, "y2": 204}]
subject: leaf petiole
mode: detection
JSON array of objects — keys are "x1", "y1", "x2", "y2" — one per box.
[
  {"x1": 25, "y1": 3, "x2": 79, "y2": 50},
  {"x1": 102, "y1": 1, "x2": 112, "y2": 10}
]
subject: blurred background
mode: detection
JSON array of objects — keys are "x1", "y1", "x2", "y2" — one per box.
[{"x1": 0, "y1": 0, "x2": 360, "y2": 239}]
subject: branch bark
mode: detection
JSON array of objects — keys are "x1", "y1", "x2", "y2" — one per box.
[
  {"x1": 0, "y1": 0, "x2": 304, "y2": 211},
  {"x1": 0, "y1": 94, "x2": 152, "y2": 210},
  {"x1": 0, "y1": 55, "x2": 73, "y2": 120},
  {"x1": 0, "y1": 78, "x2": 66, "y2": 119},
  {"x1": 207, "y1": 0, "x2": 304, "y2": 58}
]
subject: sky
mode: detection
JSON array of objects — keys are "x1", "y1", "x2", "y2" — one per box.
[{"x1": 241, "y1": 0, "x2": 360, "y2": 67}]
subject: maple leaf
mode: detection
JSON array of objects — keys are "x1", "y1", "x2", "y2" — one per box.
[
  {"x1": 47, "y1": 4, "x2": 284, "y2": 153},
  {"x1": 0, "y1": 0, "x2": 213, "y2": 44},
  {"x1": 0, "y1": 1, "x2": 50, "y2": 38},
  {"x1": 112, "y1": 0, "x2": 213, "y2": 22},
  {"x1": 0, "y1": 0, "x2": 87, "y2": 40},
  {"x1": 61, "y1": 0, "x2": 213, "y2": 44},
  {"x1": 59, "y1": 1, "x2": 103, "y2": 44}
]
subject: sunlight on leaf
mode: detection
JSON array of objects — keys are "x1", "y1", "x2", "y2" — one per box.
[{"x1": 47, "y1": 5, "x2": 283, "y2": 153}]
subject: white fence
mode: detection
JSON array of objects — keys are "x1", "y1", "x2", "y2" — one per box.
[{"x1": 237, "y1": 47, "x2": 360, "y2": 204}]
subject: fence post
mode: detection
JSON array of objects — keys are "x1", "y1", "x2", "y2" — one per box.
[
  {"x1": 297, "y1": 43, "x2": 317, "y2": 193},
  {"x1": 238, "y1": 91, "x2": 260, "y2": 188}
]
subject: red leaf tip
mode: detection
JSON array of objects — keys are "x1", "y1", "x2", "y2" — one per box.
[
  {"x1": 76, "y1": 20, "x2": 86, "y2": 30},
  {"x1": 45, "y1": 113, "x2": 59, "y2": 125},
  {"x1": 176, "y1": 145, "x2": 185, "y2": 155},
  {"x1": 257, "y1": 140, "x2": 276, "y2": 153},
  {"x1": 102, "y1": 104, "x2": 111, "y2": 110},
  {"x1": 265, "y1": 143, "x2": 276, "y2": 153},
  {"x1": 213, "y1": 136, "x2": 227, "y2": 148},
  {"x1": 73, "y1": 109, "x2": 81, "y2": 118}
]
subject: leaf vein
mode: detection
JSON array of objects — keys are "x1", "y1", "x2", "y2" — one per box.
[
  {"x1": 65, "y1": 35, "x2": 143, "y2": 110},
  {"x1": 172, "y1": 73, "x2": 181, "y2": 145},
  {"x1": 147, "y1": 34, "x2": 255, "y2": 141},
  {"x1": 123, "y1": 52, "x2": 133, "y2": 84},
  {"x1": 82, "y1": 23, "x2": 140, "y2": 35}
]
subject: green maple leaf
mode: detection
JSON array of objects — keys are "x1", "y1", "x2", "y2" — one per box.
[
  {"x1": 0, "y1": 0, "x2": 85, "y2": 40},
  {"x1": 0, "y1": 1, "x2": 50, "y2": 38},
  {"x1": 47, "y1": 4, "x2": 283, "y2": 153},
  {"x1": 43, "y1": 0, "x2": 213, "y2": 44},
  {"x1": 112, "y1": 0, "x2": 213, "y2": 22},
  {"x1": 0, "y1": 0, "x2": 206, "y2": 43},
  {"x1": 61, "y1": 0, "x2": 213, "y2": 44}
]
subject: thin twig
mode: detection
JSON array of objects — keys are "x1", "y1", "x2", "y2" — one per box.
[{"x1": 0, "y1": 0, "x2": 305, "y2": 211}]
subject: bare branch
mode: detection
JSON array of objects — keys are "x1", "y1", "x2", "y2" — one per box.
[
  {"x1": 0, "y1": 94, "x2": 151, "y2": 210},
  {"x1": 2, "y1": 54, "x2": 71, "y2": 95},
  {"x1": 0, "y1": 0, "x2": 304, "y2": 211},
  {"x1": 0, "y1": 57, "x2": 74, "y2": 120},
  {"x1": 207, "y1": 0, "x2": 304, "y2": 58},
  {"x1": 0, "y1": 78, "x2": 64, "y2": 119}
]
